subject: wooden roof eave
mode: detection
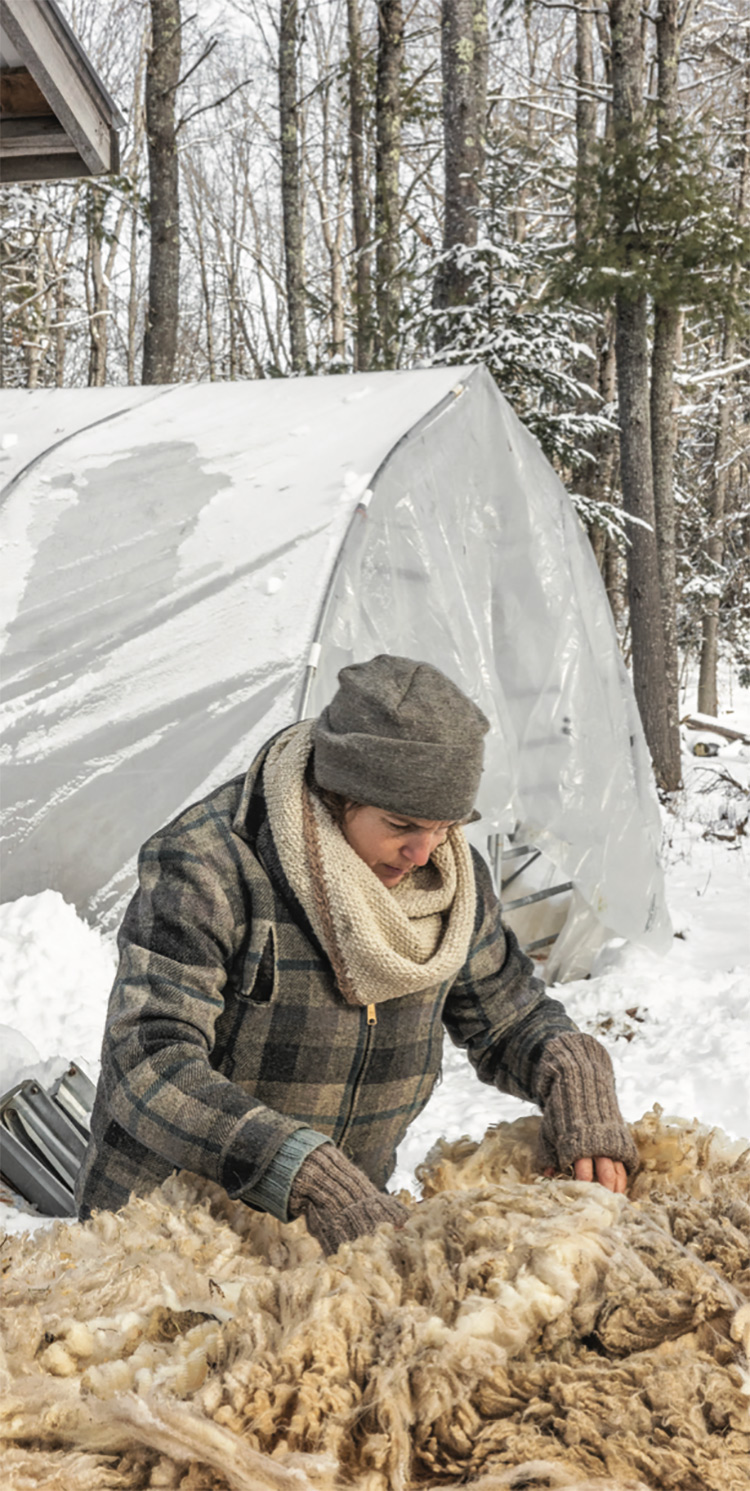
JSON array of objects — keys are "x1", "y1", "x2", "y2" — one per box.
[{"x1": 0, "y1": 0, "x2": 124, "y2": 183}]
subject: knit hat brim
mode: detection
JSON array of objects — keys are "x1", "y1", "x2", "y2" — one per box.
[{"x1": 313, "y1": 727, "x2": 482, "y2": 823}]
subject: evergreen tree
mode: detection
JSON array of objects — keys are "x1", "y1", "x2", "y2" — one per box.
[{"x1": 425, "y1": 129, "x2": 618, "y2": 522}]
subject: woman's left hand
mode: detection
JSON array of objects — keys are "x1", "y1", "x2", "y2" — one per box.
[{"x1": 573, "y1": 1156, "x2": 628, "y2": 1193}]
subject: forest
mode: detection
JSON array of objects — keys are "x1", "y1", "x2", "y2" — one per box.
[{"x1": 1, "y1": 0, "x2": 748, "y2": 791}]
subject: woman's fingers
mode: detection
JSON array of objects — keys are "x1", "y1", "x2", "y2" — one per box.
[{"x1": 573, "y1": 1156, "x2": 628, "y2": 1192}]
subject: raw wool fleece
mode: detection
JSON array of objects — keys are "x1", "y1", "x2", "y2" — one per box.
[{"x1": 2, "y1": 1109, "x2": 749, "y2": 1491}]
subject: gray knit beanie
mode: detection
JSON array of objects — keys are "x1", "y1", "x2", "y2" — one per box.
[{"x1": 313, "y1": 655, "x2": 489, "y2": 822}]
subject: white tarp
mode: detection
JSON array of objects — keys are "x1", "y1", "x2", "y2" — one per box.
[{"x1": 0, "y1": 366, "x2": 670, "y2": 966}]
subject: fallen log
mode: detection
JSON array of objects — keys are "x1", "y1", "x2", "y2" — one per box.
[{"x1": 681, "y1": 713, "x2": 750, "y2": 745}]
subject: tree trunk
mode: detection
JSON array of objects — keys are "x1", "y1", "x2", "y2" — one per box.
[
  {"x1": 348, "y1": 0, "x2": 373, "y2": 369},
  {"x1": 697, "y1": 331, "x2": 735, "y2": 715},
  {"x1": 142, "y1": 0, "x2": 181, "y2": 385},
  {"x1": 432, "y1": 0, "x2": 488, "y2": 342},
  {"x1": 650, "y1": 299, "x2": 681, "y2": 779},
  {"x1": 648, "y1": 0, "x2": 681, "y2": 784},
  {"x1": 329, "y1": 211, "x2": 346, "y2": 363},
  {"x1": 609, "y1": 0, "x2": 675, "y2": 789},
  {"x1": 574, "y1": 0, "x2": 597, "y2": 249},
  {"x1": 55, "y1": 268, "x2": 66, "y2": 386},
  {"x1": 194, "y1": 205, "x2": 217, "y2": 380},
  {"x1": 698, "y1": 37, "x2": 749, "y2": 715},
  {"x1": 47, "y1": 192, "x2": 79, "y2": 388},
  {"x1": 615, "y1": 293, "x2": 675, "y2": 783},
  {"x1": 128, "y1": 201, "x2": 140, "y2": 384},
  {"x1": 574, "y1": 0, "x2": 612, "y2": 564},
  {"x1": 279, "y1": 0, "x2": 308, "y2": 372},
  {"x1": 87, "y1": 187, "x2": 108, "y2": 387},
  {"x1": 374, "y1": 0, "x2": 403, "y2": 368},
  {"x1": 127, "y1": 30, "x2": 149, "y2": 385},
  {"x1": 26, "y1": 236, "x2": 46, "y2": 390}
]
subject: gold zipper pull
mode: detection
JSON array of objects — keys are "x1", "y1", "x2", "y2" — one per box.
[{"x1": 367, "y1": 1003, "x2": 377, "y2": 1026}]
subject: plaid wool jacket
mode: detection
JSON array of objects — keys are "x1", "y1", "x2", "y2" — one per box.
[{"x1": 76, "y1": 732, "x2": 578, "y2": 1221}]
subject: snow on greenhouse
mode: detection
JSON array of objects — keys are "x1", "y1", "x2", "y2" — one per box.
[{"x1": 0, "y1": 365, "x2": 670, "y2": 974}]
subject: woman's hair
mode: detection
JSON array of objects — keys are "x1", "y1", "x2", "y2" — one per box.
[{"x1": 305, "y1": 757, "x2": 363, "y2": 828}]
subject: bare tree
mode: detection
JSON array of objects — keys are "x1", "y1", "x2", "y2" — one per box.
[
  {"x1": 142, "y1": 0, "x2": 182, "y2": 384},
  {"x1": 306, "y1": 0, "x2": 349, "y2": 366},
  {"x1": 86, "y1": 37, "x2": 149, "y2": 387},
  {"x1": 574, "y1": 0, "x2": 598, "y2": 249},
  {"x1": 279, "y1": 0, "x2": 308, "y2": 370},
  {"x1": 648, "y1": 0, "x2": 682, "y2": 785},
  {"x1": 573, "y1": 0, "x2": 615, "y2": 577},
  {"x1": 609, "y1": 0, "x2": 676, "y2": 789},
  {"x1": 432, "y1": 0, "x2": 489, "y2": 341},
  {"x1": 698, "y1": 31, "x2": 749, "y2": 714},
  {"x1": 374, "y1": 0, "x2": 403, "y2": 368},
  {"x1": 347, "y1": 0, "x2": 373, "y2": 368},
  {"x1": 46, "y1": 189, "x2": 81, "y2": 386}
]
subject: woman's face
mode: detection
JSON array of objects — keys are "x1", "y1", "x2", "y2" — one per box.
[{"x1": 341, "y1": 805, "x2": 456, "y2": 887}]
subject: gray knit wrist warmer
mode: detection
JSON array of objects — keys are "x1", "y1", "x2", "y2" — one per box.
[
  {"x1": 535, "y1": 1032, "x2": 639, "y2": 1175},
  {"x1": 288, "y1": 1143, "x2": 408, "y2": 1254}
]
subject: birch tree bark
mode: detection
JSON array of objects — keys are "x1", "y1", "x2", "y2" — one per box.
[
  {"x1": 648, "y1": 0, "x2": 682, "y2": 786},
  {"x1": 374, "y1": 0, "x2": 403, "y2": 368},
  {"x1": 432, "y1": 0, "x2": 488, "y2": 343},
  {"x1": 574, "y1": 0, "x2": 615, "y2": 572},
  {"x1": 26, "y1": 235, "x2": 47, "y2": 391},
  {"x1": 609, "y1": 0, "x2": 674, "y2": 788},
  {"x1": 279, "y1": 0, "x2": 308, "y2": 371},
  {"x1": 89, "y1": 46, "x2": 148, "y2": 389},
  {"x1": 45, "y1": 190, "x2": 81, "y2": 388},
  {"x1": 86, "y1": 187, "x2": 108, "y2": 387},
  {"x1": 142, "y1": 0, "x2": 181, "y2": 384}
]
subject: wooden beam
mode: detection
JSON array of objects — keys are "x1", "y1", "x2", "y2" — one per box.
[
  {"x1": 0, "y1": 0, "x2": 117, "y2": 174},
  {"x1": 0, "y1": 150, "x2": 88, "y2": 182},
  {"x1": 1, "y1": 116, "x2": 72, "y2": 155},
  {"x1": 0, "y1": 67, "x2": 55, "y2": 116}
]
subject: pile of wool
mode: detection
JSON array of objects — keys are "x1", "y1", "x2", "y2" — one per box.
[{"x1": 1, "y1": 1107, "x2": 749, "y2": 1491}]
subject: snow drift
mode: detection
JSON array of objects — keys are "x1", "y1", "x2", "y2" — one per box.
[{"x1": 2, "y1": 1107, "x2": 749, "y2": 1491}]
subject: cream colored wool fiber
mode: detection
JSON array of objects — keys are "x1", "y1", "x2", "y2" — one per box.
[
  {"x1": 263, "y1": 721, "x2": 476, "y2": 1007},
  {"x1": 2, "y1": 1107, "x2": 750, "y2": 1491}
]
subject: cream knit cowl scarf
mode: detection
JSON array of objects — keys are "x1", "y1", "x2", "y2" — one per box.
[{"x1": 263, "y1": 721, "x2": 477, "y2": 1009}]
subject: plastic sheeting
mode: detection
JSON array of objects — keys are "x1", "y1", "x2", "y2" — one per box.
[
  {"x1": 0, "y1": 370, "x2": 465, "y2": 924},
  {"x1": 0, "y1": 366, "x2": 670, "y2": 967},
  {"x1": 306, "y1": 367, "x2": 670, "y2": 956}
]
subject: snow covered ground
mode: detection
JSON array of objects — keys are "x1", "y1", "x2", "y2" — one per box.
[{"x1": 1, "y1": 681, "x2": 748, "y2": 1234}]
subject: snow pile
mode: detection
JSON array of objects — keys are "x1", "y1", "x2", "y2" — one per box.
[{"x1": 0, "y1": 891, "x2": 115, "y2": 1099}]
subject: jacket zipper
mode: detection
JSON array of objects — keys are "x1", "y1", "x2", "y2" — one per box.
[{"x1": 339, "y1": 1003, "x2": 377, "y2": 1147}]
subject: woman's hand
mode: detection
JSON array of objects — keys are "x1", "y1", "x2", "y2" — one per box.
[
  {"x1": 544, "y1": 1156, "x2": 628, "y2": 1192},
  {"x1": 289, "y1": 1144, "x2": 408, "y2": 1253},
  {"x1": 573, "y1": 1156, "x2": 628, "y2": 1192}
]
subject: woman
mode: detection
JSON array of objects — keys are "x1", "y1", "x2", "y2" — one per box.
[{"x1": 76, "y1": 655, "x2": 637, "y2": 1250}]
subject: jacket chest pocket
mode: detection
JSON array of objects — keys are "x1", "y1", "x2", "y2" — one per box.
[{"x1": 234, "y1": 918, "x2": 277, "y2": 1005}]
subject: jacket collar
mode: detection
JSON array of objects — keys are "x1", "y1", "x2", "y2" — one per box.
[
  {"x1": 231, "y1": 724, "x2": 293, "y2": 848},
  {"x1": 231, "y1": 723, "x2": 329, "y2": 967}
]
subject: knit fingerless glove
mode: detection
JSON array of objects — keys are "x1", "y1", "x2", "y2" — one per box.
[
  {"x1": 288, "y1": 1144, "x2": 408, "y2": 1254},
  {"x1": 535, "y1": 1032, "x2": 639, "y2": 1175}
]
